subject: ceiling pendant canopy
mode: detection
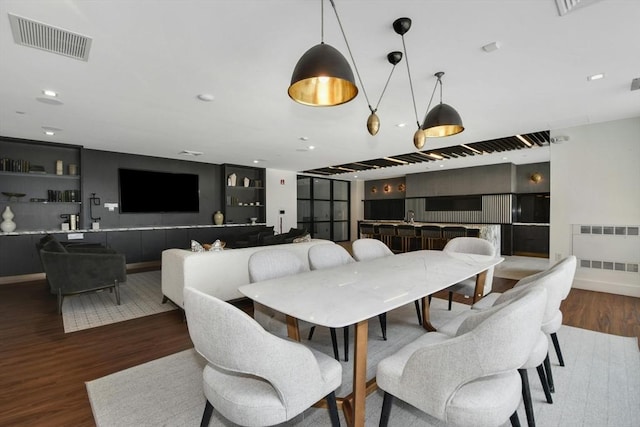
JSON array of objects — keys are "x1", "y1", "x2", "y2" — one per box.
[{"x1": 288, "y1": 0, "x2": 358, "y2": 106}]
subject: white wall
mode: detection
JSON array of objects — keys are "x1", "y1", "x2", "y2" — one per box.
[
  {"x1": 350, "y1": 180, "x2": 365, "y2": 241},
  {"x1": 550, "y1": 116, "x2": 640, "y2": 297},
  {"x1": 265, "y1": 169, "x2": 298, "y2": 235}
]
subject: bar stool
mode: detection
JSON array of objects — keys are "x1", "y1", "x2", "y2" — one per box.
[
  {"x1": 378, "y1": 224, "x2": 398, "y2": 253},
  {"x1": 420, "y1": 225, "x2": 444, "y2": 250},
  {"x1": 359, "y1": 223, "x2": 377, "y2": 239},
  {"x1": 397, "y1": 224, "x2": 419, "y2": 252},
  {"x1": 466, "y1": 228, "x2": 480, "y2": 238},
  {"x1": 442, "y1": 226, "x2": 467, "y2": 245}
]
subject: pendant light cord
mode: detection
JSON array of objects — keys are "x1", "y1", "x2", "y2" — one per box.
[
  {"x1": 420, "y1": 77, "x2": 439, "y2": 124},
  {"x1": 371, "y1": 64, "x2": 397, "y2": 113},
  {"x1": 321, "y1": 0, "x2": 324, "y2": 43},
  {"x1": 400, "y1": 35, "x2": 421, "y2": 128},
  {"x1": 329, "y1": 0, "x2": 371, "y2": 107}
]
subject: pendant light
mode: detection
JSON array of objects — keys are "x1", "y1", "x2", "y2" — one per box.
[
  {"x1": 367, "y1": 51, "x2": 403, "y2": 135},
  {"x1": 420, "y1": 71, "x2": 464, "y2": 138},
  {"x1": 393, "y1": 17, "x2": 464, "y2": 149},
  {"x1": 288, "y1": 0, "x2": 358, "y2": 106}
]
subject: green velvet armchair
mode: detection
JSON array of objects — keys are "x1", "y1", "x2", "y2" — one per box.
[{"x1": 37, "y1": 235, "x2": 127, "y2": 314}]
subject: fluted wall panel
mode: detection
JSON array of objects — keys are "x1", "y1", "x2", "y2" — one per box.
[{"x1": 406, "y1": 194, "x2": 513, "y2": 224}]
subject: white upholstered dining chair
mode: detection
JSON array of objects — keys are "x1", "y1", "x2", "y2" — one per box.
[
  {"x1": 248, "y1": 248, "x2": 340, "y2": 360},
  {"x1": 376, "y1": 285, "x2": 547, "y2": 427},
  {"x1": 183, "y1": 286, "x2": 342, "y2": 427},
  {"x1": 308, "y1": 243, "x2": 361, "y2": 361},
  {"x1": 442, "y1": 237, "x2": 497, "y2": 309},
  {"x1": 351, "y1": 238, "x2": 422, "y2": 334}
]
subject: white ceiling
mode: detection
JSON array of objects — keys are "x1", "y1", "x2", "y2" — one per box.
[{"x1": 1, "y1": 0, "x2": 639, "y2": 181}]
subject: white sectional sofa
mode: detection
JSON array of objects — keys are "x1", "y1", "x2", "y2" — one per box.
[{"x1": 161, "y1": 239, "x2": 335, "y2": 308}]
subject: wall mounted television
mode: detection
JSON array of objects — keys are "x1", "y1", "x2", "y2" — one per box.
[{"x1": 118, "y1": 168, "x2": 199, "y2": 213}]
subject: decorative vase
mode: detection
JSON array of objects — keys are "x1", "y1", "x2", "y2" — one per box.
[
  {"x1": 1, "y1": 206, "x2": 17, "y2": 232},
  {"x1": 213, "y1": 211, "x2": 224, "y2": 225}
]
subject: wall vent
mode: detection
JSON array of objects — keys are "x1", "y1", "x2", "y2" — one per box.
[
  {"x1": 8, "y1": 13, "x2": 92, "y2": 61},
  {"x1": 555, "y1": 0, "x2": 603, "y2": 16}
]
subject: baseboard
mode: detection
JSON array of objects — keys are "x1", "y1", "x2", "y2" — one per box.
[{"x1": 572, "y1": 278, "x2": 640, "y2": 298}]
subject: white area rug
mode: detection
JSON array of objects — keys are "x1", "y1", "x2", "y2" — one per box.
[
  {"x1": 86, "y1": 299, "x2": 640, "y2": 427},
  {"x1": 62, "y1": 270, "x2": 176, "y2": 333},
  {"x1": 494, "y1": 255, "x2": 551, "y2": 280}
]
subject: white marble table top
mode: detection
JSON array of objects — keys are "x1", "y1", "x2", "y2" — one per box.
[{"x1": 239, "y1": 250, "x2": 503, "y2": 329}]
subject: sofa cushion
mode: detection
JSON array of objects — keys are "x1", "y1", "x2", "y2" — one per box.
[{"x1": 41, "y1": 235, "x2": 67, "y2": 253}]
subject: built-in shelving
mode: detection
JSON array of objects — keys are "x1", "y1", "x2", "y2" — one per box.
[{"x1": 221, "y1": 164, "x2": 266, "y2": 224}]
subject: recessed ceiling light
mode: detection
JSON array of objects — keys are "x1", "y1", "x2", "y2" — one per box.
[
  {"x1": 481, "y1": 41, "x2": 501, "y2": 53},
  {"x1": 44, "y1": 131, "x2": 55, "y2": 136},
  {"x1": 253, "y1": 160, "x2": 259, "y2": 164},
  {"x1": 308, "y1": 145, "x2": 315, "y2": 150},
  {"x1": 439, "y1": 164, "x2": 444, "y2": 168},
  {"x1": 502, "y1": 157, "x2": 508, "y2": 160},
  {"x1": 587, "y1": 73, "x2": 605, "y2": 81},
  {"x1": 196, "y1": 93, "x2": 214, "y2": 102},
  {"x1": 395, "y1": 123, "x2": 407, "y2": 128},
  {"x1": 42, "y1": 89, "x2": 57, "y2": 97},
  {"x1": 354, "y1": 175, "x2": 358, "y2": 178}
]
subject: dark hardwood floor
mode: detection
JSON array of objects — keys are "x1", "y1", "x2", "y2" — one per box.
[{"x1": 1, "y1": 271, "x2": 638, "y2": 426}]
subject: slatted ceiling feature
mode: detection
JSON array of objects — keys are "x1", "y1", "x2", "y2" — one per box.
[{"x1": 300, "y1": 130, "x2": 550, "y2": 176}]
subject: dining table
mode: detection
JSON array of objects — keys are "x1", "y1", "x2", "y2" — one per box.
[{"x1": 238, "y1": 249, "x2": 503, "y2": 427}]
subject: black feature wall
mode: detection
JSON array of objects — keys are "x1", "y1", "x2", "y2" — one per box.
[{"x1": 82, "y1": 149, "x2": 222, "y2": 228}]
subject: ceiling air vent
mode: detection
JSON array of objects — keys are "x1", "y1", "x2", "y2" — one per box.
[
  {"x1": 8, "y1": 13, "x2": 92, "y2": 61},
  {"x1": 555, "y1": 0, "x2": 603, "y2": 16}
]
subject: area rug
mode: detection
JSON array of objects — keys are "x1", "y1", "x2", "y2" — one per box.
[
  {"x1": 86, "y1": 299, "x2": 640, "y2": 427},
  {"x1": 62, "y1": 270, "x2": 176, "y2": 333},
  {"x1": 494, "y1": 255, "x2": 551, "y2": 280}
]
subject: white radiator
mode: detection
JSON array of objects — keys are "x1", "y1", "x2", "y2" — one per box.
[{"x1": 572, "y1": 225, "x2": 639, "y2": 273}]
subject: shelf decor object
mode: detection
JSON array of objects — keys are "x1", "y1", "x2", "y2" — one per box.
[
  {"x1": 213, "y1": 211, "x2": 224, "y2": 225},
  {"x1": 393, "y1": 17, "x2": 464, "y2": 149},
  {"x1": 1, "y1": 206, "x2": 17, "y2": 232}
]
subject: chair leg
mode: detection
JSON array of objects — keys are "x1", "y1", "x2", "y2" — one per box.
[
  {"x1": 378, "y1": 313, "x2": 387, "y2": 341},
  {"x1": 330, "y1": 328, "x2": 339, "y2": 360},
  {"x1": 448, "y1": 291, "x2": 453, "y2": 310},
  {"x1": 326, "y1": 391, "x2": 340, "y2": 427},
  {"x1": 536, "y1": 364, "x2": 553, "y2": 404},
  {"x1": 414, "y1": 300, "x2": 422, "y2": 325},
  {"x1": 550, "y1": 332, "x2": 565, "y2": 367},
  {"x1": 510, "y1": 411, "x2": 521, "y2": 427},
  {"x1": 543, "y1": 353, "x2": 555, "y2": 393},
  {"x1": 518, "y1": 369, "x2": 535, "y2": 427},
  {"x1": 308, "y1": 326, "x2": 316, "y2": 340},
  {"x1": 379, "y1": 392, "x2": 394, "y2": 427},
  {"x1": 343, "y1": 326, "x2": 349, "y2": 362},
  {"x1": 57, "y1": 288, "x2": 63, "y2": 315},
  {"x1": 114, "y1": 279, "x2": 121, "y2": 305},
  {"x1": 200, "y1": 399, "x2": 214, "y2": 427}
]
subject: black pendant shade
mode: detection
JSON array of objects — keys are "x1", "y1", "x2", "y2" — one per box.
[
  {"x1": 288, "y1": 43, "x2": 358, "y2": 106},
  {"x1": 421, "y1": 103, "x2": 465, "y2": 137}
]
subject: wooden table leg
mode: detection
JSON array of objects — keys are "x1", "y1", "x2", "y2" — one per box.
[
  {"x1": 285, "y1": 315, "x2": 300, "y2": 342},
  {"x1": 341, "y1": 319, "x2": 368, "y2": 427},
  {"x1": 421, "y1": 296, "x2": 437, "y2": 332},
  {"x1": 472, "y1": 270, "x2": 488, "y2": 304}
]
